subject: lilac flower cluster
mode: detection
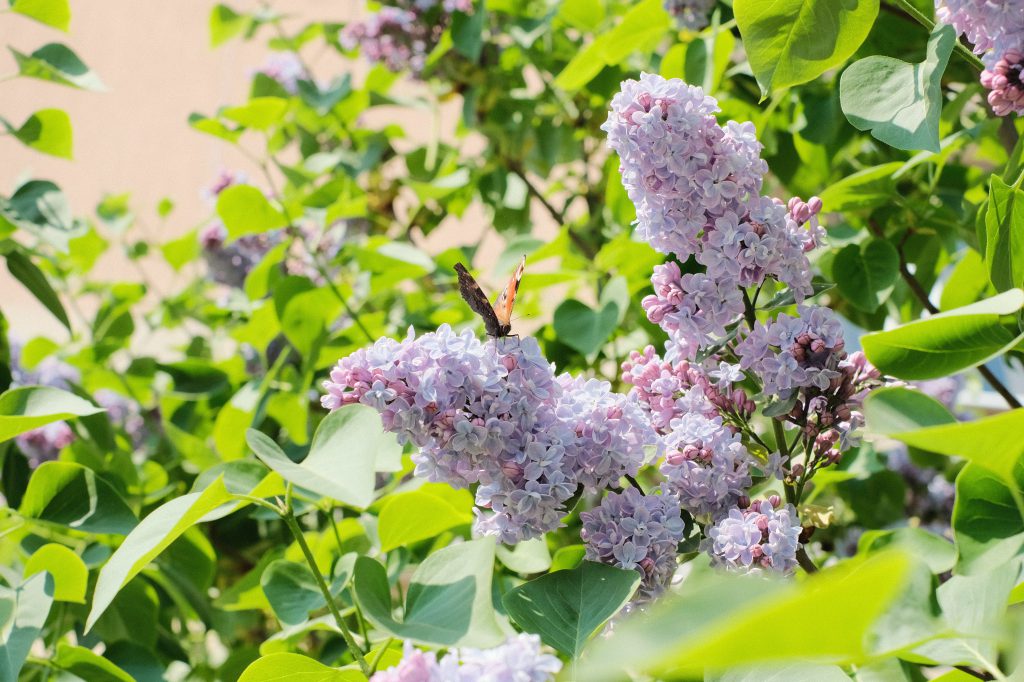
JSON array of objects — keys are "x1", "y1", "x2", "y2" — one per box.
[
  {"x1": 580, "y1": 486, "x2": 685, "y2": 599},
  {"x1": 371, "y1": 635, "x2": 561, "y2": 682},
  {"x1": 94, "y1": 389, "x2": 149, "y2": 450},
  {"x1": 10, "y1": 341, "x2": 79, "y2": 467},
  {"x1": 255, "y1": 53, "x2": 307, "y2": 94},
  {"x1": 663, "y1": 0, "x2": 716, "y2": 31},
  {"x1": 705, "y1": 496, "x2": 802, "y2": 574},
  {"x1": 321, "y1": 325, "x2": 656, "y2": 543},
  {"x1": 936, "y1": 0, "x2": 1024, "y2": 115},
  {"x1": 341, "y1": 0, "x2": 472, "y2": 76},
  {"x1": 199, "y1": 222, "x2": 283, "y2": 289}
]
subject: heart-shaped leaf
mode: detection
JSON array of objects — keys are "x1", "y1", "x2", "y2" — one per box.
[
  {"x1": 833, "y1": 239, "x2": 899, "y2": 312},
  {"x1": 554, "y1": 299, "x2": 619, "y2": 356},
  {"x1": 11, "y1": 43, "x2": 105, "y2": 91},
  {"x1": 840, "y1": 24, "x2": 955, "y2": 152},
  {"x1": 4, "y1": 109, "x2": 73, "y2": 159},
  {"x1": 502, "y1": 561, "x2": 639, "y2": 657}
]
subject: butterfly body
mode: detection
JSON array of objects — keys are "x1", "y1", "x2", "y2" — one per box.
[{"x1": 454, "y1": 256, "x2": 526, "y2": 338}]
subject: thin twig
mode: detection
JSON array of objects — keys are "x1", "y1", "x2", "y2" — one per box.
[
  {"x1": 624, "y1": 474, "x2": 646, "y2": 496},
  {"x1": 508, "y1": 165, "x2": 596, "y2": 259}
]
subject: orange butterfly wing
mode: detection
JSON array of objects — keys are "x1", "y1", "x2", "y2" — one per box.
[{"x1": 493, "y1": 255, "x2": 526, "y2": 330}]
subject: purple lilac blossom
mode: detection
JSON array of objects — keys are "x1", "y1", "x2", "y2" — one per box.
[
  {"x1": 936, "y1": 0, "x2": 1024, "y2": 115},
  {"x1": 706, "y1": 497, "x2": 802, "y2": 574},
  {"x1": 94, "y1": 389, "x2": 148, "y2": 449},
  {"x1": 341, "y1": 0, "x2": 472, "y2": 76},
  {"x1": 199, "y1": 223, "x2": 283, "y2": 288},
  {"x1": 580, "y1": 486, "x2": 685, "y2": 599},
  {"x1": 663, "y1": 0, "x2": 716, "y2": 31},
  {"x1": 371, "y1": 635, "x2": 561, "y2": 682},
  {"x1": 321, "y1": 325, "x2": 656, "y2": 543}
]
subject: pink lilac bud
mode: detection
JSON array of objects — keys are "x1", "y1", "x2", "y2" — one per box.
[
  {"x1": 704, "y1": 498, "x2": 802, "y2": 574},
  {"x1": 372, "y1": 635, "x2": 561, "y2": 682},
  {"x1": 983, "y1": 48, "x2": 1024, "y2": 116},
  {"x1": 580, "y1": 486, "x2": 685, "y2": 600}
]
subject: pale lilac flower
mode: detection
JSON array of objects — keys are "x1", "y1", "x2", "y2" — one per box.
[
  {"x1": 371, "y1": 635, "x2": 561, "y2": 682},
  {"x1": 16, "y1": 421, "x2": 74, "y2": 468},
  {"x1": 706, "y1": 497, "x2": 802, "y2": 574},
  {"x1": 580, "y1": 486, "x2": 685, "y2": 599}
]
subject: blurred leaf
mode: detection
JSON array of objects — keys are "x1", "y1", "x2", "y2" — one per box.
[
  {"x1": 156, "y1": 361, "x2": 229, "y2": 397},
  {"x1": 5, "y1": 249, "x2": 70, "y2": 329},
  {"x1": 953, "y1": 463, "x2": 1024, "y2": 574},
  {"x1": 238, "y1": 653, "x2": 354, "y2": 681},
  {"x1": 985, "y1": 175, "x2": 1024, "y2": 292},
  {"x1": 735, "y1": 0, "x2": 879, "y2": 98},
  {"x1": 495, "y1": 537, "x2": 552, "y2": 574},
  {"x1": 941, "y1": 248, "x2": 994, "y2": 311},
  {"x1": 861, "y1": 289, "x2": 1024, "y2": 379},
  {"x1": 23, "y1": 543, "x2": 88, "y2": 602},
  {"x1": 818, "y1": 163, "x2": 902, "y2": 212},
  {"x1": 554, "y1": 299, "x2": 619, "y2": 356},
  {"x1": 579, "y1": 553, "x2": 912, "y2": 679},
  {"x1": 1, "y1": 179, "x2": 82, "y2": 252},
  {"x1": 11, "y1": 43, "x2": 104, "y2": 90},
  {"x1": 503, "y1": 561, "x2": 639, "y2": 657},
  {"x1": 222, "y1": 97, "x2": 289, "y2": 130},
  {"x1": 210, "y1": 3, "x2": 250, "y2": 47},
  {"x1": 0, "y1": 572, "x2": 54, "y2": 681},
  {"x1": 451, "y1": 3, "x2": 485, "y2": 61},
  {"x1": 858, "y1": 527, "x2": 956, "y2": 574},
  {"x1": 0, "y1": 386, "x2": 103, "y2": 442},
  {"x1": 833, "y1": 239, "x2": 899, "y2": 312},
  {"x1": 20, "y1": 461, "x2": 137, "y2": 535},
  {"x1": 161, "y1": 229, "x2": 200, "y2": 271},
  {"x1": 378, "y1": 489, "x2": 473, "y2": 552},
  {"x1": 217, "y1": 185, "x2": 288, "y2": 238},
  {"x1": 840, "y1": 25, "x2": 954, "y2": 153},
  {"x1": 11, "y1": 0, "x2": 70, "y2": 30},
  {"x1": 353, "y1": 539, "x2": 505, "y2": 648},
  {"x1": 559, "y1": 0, "x2": 604, "y2": 31},
  {"x1": 53, "y1": 643, "x2": 134, "y2": 682},
  {"x1": 862, "y1": 386, "x2": 955, "y2": 437},
  {"x1": 4, "y1": 108, "x2": 73, "y2": 158}
]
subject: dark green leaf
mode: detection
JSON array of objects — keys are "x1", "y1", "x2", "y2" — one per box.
[
  {"x1": 11, "y1": 43, "x2": 104, "y2": 91},
  {"x1": 984, "y1": 175, "x2": 1024, "y2": 292},
  {"x1": 833, "y1": 239, "x2": 899, "y2": 312},
  {"x1": 20, "y1": 461, "x2": 137, "y2": 535}
]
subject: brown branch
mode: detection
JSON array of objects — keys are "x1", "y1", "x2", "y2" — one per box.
[{"x1": 508, "y1": 166, "x2": 596, "y2": 259}]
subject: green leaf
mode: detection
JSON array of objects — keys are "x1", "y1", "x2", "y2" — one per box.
[
  {"x1": 858, "y1": 527, "x2": 956, "y2": 574},
  {"x1": 558, "y1": 0, "x2": 604, "y2": 30},
  {"x1": 495, "y1": 537, "x2": 552, "y2": 574},
  {"x1": 161, "y1": 228, "x2": 200, "y2": 271},
  {"x1": 714, "y1": 664, "x2": 852, "y2": 682},
  {"x1": 0, "y1": 386, "x2": 103, "y2": 442},
  {"x1": 735, "y1": 0, "x2": 879, "y2": 98},
  {"x1": 0, "y1": 572, "x2": 54, "y2": 681},
  {"x1": 261, "y1": 557, "x2": 355, "y2": 627},
  {"x1": 861, "y1": 289, "x2": 1024, "y2": 380},
  {"x1": 862, "y1": 386, "x2": 956, "y2": 438},
  {"x1": 156, "y1": 361, "x2": 229, "y2": 397},
  {"x1": 451, "y1": 3, "x2": 485, "y2": 61},
  {"x1": 892, "y1": 409, "x2": 1024, "y2": 486},
  {"x1": 378, "y1": 488, "x2": 473, "y2": 552},
  {"x1": 984, "y1": 175, "x2": 1024, "y2": 292},
  {"x1": 11, "y1": 43, "x2": 104, "y2": 91},
  {"x1": 216, "y1": 185, "x2": 288, "y2": 239},
  {"x1": 578, "y1": 552, "x2": 912, "y2": 679},
  {"x1": 238, "y1": 653, "x2": 353, "y2": 681},
  {"x1": 953, "y1": 463, "x2": 1024, "y2": 574},
  {"x1": 214, "y1": 382, "x2": 261, "y2": 460},
  {"x1": 53, "y1": 643, "x2": 134, "y2": 682},
  {"x1": 839, "y1": 24, "x2": 955, "y2": 153},
  {"x1": 20, "y1": 461, "x2": 137, "y2": 535},
  {"x1": 833, "y1": 239, "x2": 899, "y2": 312},
  {"x1": 502, "y1": 561, "x2": 639, "y2": 658},
  {"x1": 11, "y1": 0, "x2": 70, "y2": 30},
  {"x1": 0, "y1": 179, "x2": 81, "y2": 252},
  {"x1": 817, "y1": 163, "x2": 902, "y2": 213},
  {"x1": 248, "y1": 405, "x2": 384, "y2": 508},
  {"x1": 210, "y1": 4, "x2": 250, "y2": 47},
  {"x1": 5, "y1": 249, "x2": 70, "y2": 329},
  {"x1": 222, "y1": 97, "x2": 289, "y2": 130},
  {"x1": 86, "y1": 476, "x2": 241, "y2": 631},
  {"x1": 941, "y1": 248, "x2": 994, "y2": 311},
  {"x1": 353, "y1": 538, "x2": 505, "y2": 648},
  {"x1": 4, "y1": 108, "x2": 72, "y2": 158},
  {"x1": 23, "y1": 543, "x2": 88, "y2": 603},
  {"x1": 553, "y1": 299, "x2": 619, "y2": 356}
]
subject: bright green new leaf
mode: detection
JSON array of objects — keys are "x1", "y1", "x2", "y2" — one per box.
[
  {"x1": 378, "y1": 489, "x2": 473, "y2": 552},
  {"x1": 985, "y1": 175, "x2": 1024, "y2": 292},
  {"x1": 222, "y1": 97, "x2": 289, "y2": 130},
  {"x1": 892, "y1": 409, "x2": 1024, "y2": 486},
  {"x1": 941, "y1": 248, "x2": 995, "y2": 311},
  {"x1": 11, "y1": 0, "x2": 70, "y2": 30},
  {"x1": 53, "y1": 643, "x2": 134, "y2": 682},
  {"x1": 248, "y1": 404, "x2": 385, "y2": 508},
  {"x1": 214, "y1": 382, "x2": 261, "y2": 460},
  {"x1": 553, "y1": 299, "x2": 618, "y2": 356},
  {"x1": 23, "y1": 544, "x2": 88, "y2": 603},
  {"x1": 5, "y1": 249, "x2": 71, "y2": 328},
  {"x1": 714, "y1": 664, "x2": 851, "y2": 682},
  {"x1": 5, "y1": 109, "x2": 73, "y2": 158},
  {"x1": 833, "y1": 239, "x2": 899, "y2": 312},
  {"x1": 353, "y1": 539, "x2": 505, "y2": 648},
  {"x1": 579, "y1": 552, "x2": 911, "y2": 679},
  {"x1": 238, "y1": 653, "x2": 356, "y2": 681},
  {"x1": 502, "y1": 561, "x2": 639, "y2": 658},
  {"x1": 861, "y1": 289, "x2": 1024, "y2": 379},
  {"x1": 735, "y1": 0, "x2": 879, "y2": 98},
  {"x1": 86, "y1": 476, "x2": 240, "y2": 631},
  {"x1": 210, "y1": 4, "x2": 250, "y2": 47},
  {"x1": 161, "y1": 228, "x2": 200, "y2": 271},
  {"x1": 953, "y1": 463, "x2": 1024, "y2": 574},
  {"x1": 0, "y1": 572, "x2": 54, "y2": 681},
  {"x1": 840, "y1": 25, "x2": 955, "y2": 152},
  {"x1": 0, "y1": 386, "x2": 103, "y2": 442},
  {"x1": 495, "y1": 537, "x2": 552, "y2": 574},
  {"x1": 216, "y1": 185, "x2": 288, "y2": 239},
  {"x1": 11, "y1": 43, "x2": 104, "y2": 90},
  {"x1": 558, "y1": 0, "x2": 604, "y2": 31},
  {"x1": 817, "y1": 163, "x2": 902, "y2": 212}
]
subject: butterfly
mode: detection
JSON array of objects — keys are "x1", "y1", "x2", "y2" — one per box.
[{"x1": 454, "y1": 256, "x2": 526, "y2": 338}]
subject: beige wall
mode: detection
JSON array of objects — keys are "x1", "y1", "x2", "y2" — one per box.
[{"x1": 0, "y1": 1, "x2": 363, "y2": 339}]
